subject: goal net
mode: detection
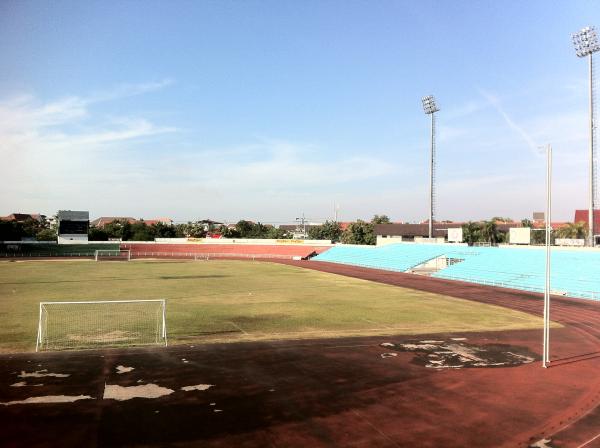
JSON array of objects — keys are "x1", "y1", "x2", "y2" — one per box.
[
  {"x1": 36, "y1": 299, "x2": 167, "y2": 351},
  {"x1": 95, "y1": 249, "x2": 131, "y2": 261}
]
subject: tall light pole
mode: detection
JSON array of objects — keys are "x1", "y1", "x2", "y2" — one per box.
[
  {"x1": 572, "y1": 26, "x2": 600, "y2": 247},
  {"x1": 422, "y1": 95, "x2": 440, "y2": 239},
  {"x1": 543, "y1": 144, "x2": 552, "y2": 368}
]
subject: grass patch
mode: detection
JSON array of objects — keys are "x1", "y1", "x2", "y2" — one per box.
[{"x1": 0, "y1": 259, "x2": 553, "y2": 352}]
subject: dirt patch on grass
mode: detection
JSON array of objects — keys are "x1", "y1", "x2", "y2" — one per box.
[{"x1": 68, "y1": 331, "x2": 138, "y2": 343}]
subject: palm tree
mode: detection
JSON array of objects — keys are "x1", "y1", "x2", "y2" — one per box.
[
  {"x1": 555, "y1": 222, "x2": 588, "y2": 239},
  {"x1": 521, "y1": 219, "x2": 533, "y2": 228},
  {"x1": 462, "y1": 222, "x2": 482, "y2": 245},
  {"x1": 481, "y1": 220, "x2": 499, "y2": 245}
]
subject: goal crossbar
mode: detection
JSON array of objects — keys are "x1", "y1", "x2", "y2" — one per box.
[
  {"x1": 94, "y1": 249, "x2": 131, "y2": 261},
  {"x1": 36, "y1": 299, "x2": 167, "y2": 352}
]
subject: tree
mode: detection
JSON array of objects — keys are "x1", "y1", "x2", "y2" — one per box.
[
  {"x1": 35, "y1": 228, "x2": 55, "y2": 241},
  {"x1": 555, "y1": 222, "x2": 588, "y2": 240},
  {"x1": 481, "y1": 220, "x2": 500, "y2": 245},
  {"x1": 102, "y1": 220, "x2": 125, "y2": 239},
  {"x1": 88, "y1": 227, "x2": 108, "y2": 241},
  {"x1": 21, "y1": 218, "x2": 45, "y2": 238},
  {"x1": 532, "y1": 231, "x2": 548, "y2": 245},
  {"x1": 219, "y1": 225, "x2": 240, "y2": 238},
  {"x1": 491, "y1": 216, "x2": 513, "y2": 223},
  {"x1": 521, "y1": 219, "x2": 533, "y2": 228},
  {"x1": 308, "y1": 221, "x2": 343, "y2": 242},
  {"x1": 264, "y1": 225, "x2": 288, "y2": 239},
  {"x1": 177, "y1": 222, "x2": 207, "y2": 238},
  {"x1": 462, "y1": 222, "x2": 482, "y2": 245},
  {"x1": 0, "y1": 221, "x2": 23, "y2": 241},
  {"x1": 152, "y1": 222, "x2": 178, "y2": 238},
  {"x1": 341, "y1": 220, "x2": 375, "y2": 245},
  {"x1": 235, "y1": 220, "x2": 255, "y2": 238},
  {"x1": 371, "y1": 215, "x2": 391, "y2": 224}
]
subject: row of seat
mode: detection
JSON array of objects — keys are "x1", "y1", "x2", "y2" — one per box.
[{"x1": 313, "y1": 244, "x2": 600, "y2": 300}]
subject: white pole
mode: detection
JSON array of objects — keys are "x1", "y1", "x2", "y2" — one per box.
[
  {"x1": 429, "y1": 113, "x2": 435, "y2": 239},
  {"x1": 589, "y1": 53, "x2": 596, "y2": 247},
  {"x1": 543, "y1": 144, "x2": 552, "y2": 368},
  {"x1": 35, "y1": 303, "x2": 43, "y2": 352},
  {"x1": 162, "y1": 299, "x2": 168, "y2": 346}
]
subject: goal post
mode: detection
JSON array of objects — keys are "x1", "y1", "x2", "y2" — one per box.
[
  {"x1": 94, "y1": 249, "x2": 131, "y2": 261},
  {"x1": 36, "y1": 299, "x2": 167, "y2": 351}
]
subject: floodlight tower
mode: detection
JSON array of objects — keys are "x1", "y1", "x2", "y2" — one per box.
[
  {"x1": 572, "y1": 26, "x2": 600, "y2": 246},
  {"x1": 422, "y1": 95, "x2": 440, "y2": 239}
]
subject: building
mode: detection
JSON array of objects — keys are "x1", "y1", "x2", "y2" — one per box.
[
  {"x1": 374, "y1": 223, "x2": 464, "y2": 243},
  {"x1": 574, "y1": 209, "x2": 600, "y2": 230},
  {"x1": 57, "y1": 210, "x2": 89, "y2": 244},
  {"x1": 574, "y1": 209, "x2": 600, "y2": 244}
]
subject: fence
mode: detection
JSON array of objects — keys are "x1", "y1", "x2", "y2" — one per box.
[{"x1": 0, "y1": 252, "x2": 304, "y2": 261}]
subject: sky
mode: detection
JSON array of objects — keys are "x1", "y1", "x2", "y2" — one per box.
[{"x1": 1, "y1": 1, "x2": 599, "y2": 224}]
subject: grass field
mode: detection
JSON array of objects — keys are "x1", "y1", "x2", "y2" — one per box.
[{"x1": 0, "y1": 259, "x2": 552, "y2": 352}]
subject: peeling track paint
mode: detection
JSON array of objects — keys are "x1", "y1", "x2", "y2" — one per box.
[
  {"x1": 1, "y1": 395, "x2": 93, "y2": 405},
  {"x1": 103, "y1": 383, "x2": 174, "y2": 401},
  {"x1": 18, "y1": 369, "x2": 69, "y2": 378},
  {"x1": 181, "y1": 384, "x2": 214, "y2": 392}
]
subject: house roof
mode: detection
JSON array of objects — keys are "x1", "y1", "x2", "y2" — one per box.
[
  {"x1": 90, "y1": 217, "x2": 136, "y2": 227},
  {"x1": 0, "y1": 213, "x2": 46, "y2": 222},
  {"x1": 374, "y1": 223, "x2": 463, "y2": 238}
]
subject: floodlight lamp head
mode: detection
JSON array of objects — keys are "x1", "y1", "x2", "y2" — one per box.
[
  {"x1": 422, "y1": 95, "x2": 439, "y2": 114},
  {"x1": 572, "y1": 26, "x2": 600, "y2": 58}
]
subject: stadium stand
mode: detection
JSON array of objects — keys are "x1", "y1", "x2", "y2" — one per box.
[{"x1": 313, "y1": 244, "x2": 600, "y2": 300}]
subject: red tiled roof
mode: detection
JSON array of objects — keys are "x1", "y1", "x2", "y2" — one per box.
[
  {"x1": 0, "y1": 213, "x2": 41, "y2": 222},
  {"x1": 574, "y1": 210, "x2": 600, "y2": 230}
]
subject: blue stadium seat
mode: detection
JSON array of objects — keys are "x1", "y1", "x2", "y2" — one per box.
[{"x1": 313, "y1": 244, "x2": 600, "y2": 300}]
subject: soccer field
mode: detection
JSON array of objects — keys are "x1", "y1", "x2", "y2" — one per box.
[{"x1": 0, "y1": 259, "x2": 550, "y2": 352}]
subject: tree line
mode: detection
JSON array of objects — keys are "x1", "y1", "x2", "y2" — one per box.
[
  {"x1": 461, "y1": 219, "x2": 588, "y2": 245},
  {"x1": 0, "y1": 214, "x2": 589, "y2": 245},
  {"x1": 0, "y1": 217, "x2": 56, "y2": 242}
]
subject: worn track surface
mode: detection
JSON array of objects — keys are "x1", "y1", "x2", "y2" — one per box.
[{"x1": 1, "y1": 260, "x2": 600, "y2": 447}]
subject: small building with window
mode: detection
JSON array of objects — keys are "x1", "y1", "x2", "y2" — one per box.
[{"x1": 57, "y1": 210, "x2": 89, "y2": 244}]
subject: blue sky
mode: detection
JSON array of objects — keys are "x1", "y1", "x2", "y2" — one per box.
[{"x1": 1, "y1": 1, "x2": 599, "y2": 223}]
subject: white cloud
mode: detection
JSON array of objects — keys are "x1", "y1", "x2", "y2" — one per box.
[{"x1": 0, "y1": 88, "x2": 395, "y2": 222}]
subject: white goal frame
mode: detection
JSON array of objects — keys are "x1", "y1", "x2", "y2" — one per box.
[
  {"x1": 36, "y1": 299, "x2": 167, "y2": 352},
  {"x1": 94, "y1": 249, "x2": 131, "y2": 261}
]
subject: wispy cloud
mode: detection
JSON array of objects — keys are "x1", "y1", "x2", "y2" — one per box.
[
  {"x1": 478, "y1": 88, "x2": 540, "y2": 155},
  {"x1": 86, "y1": 78, "x2": 174, "y2": 104}
]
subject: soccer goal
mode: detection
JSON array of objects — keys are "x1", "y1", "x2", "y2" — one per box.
[
  {"x1": 36, "y1": 299, "x2": 167, "y2": 351},
  {"x1": 94, "y1": 249, "x2": 131, "y2": 261}
]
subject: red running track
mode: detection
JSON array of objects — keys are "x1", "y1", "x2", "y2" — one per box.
[{"x1": 277, "y1": 260, "x2": 600, "y2": 447}]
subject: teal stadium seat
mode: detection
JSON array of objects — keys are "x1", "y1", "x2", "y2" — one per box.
[{"x1": 313, "y1": 244, "x2": 600, "y2": 300}]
